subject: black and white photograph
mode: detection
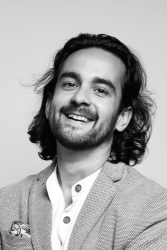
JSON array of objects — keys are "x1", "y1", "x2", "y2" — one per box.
[{"x1": 0, "y1": 0, "x2": 167, "y2": 249}]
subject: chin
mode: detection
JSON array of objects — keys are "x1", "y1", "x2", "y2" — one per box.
[
  {"x1": 50, "y1": 119, "x2": 113, "y2": 150},
  {"x1": 56, "y1": 129, "x2": 112, "y2": 150}
]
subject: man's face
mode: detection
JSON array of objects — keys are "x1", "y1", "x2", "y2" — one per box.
[{"x1": 46, "y1": 48, "x2": 127, "y2": 149}]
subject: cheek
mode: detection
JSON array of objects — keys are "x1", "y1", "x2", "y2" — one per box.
[
  {"x1": 97, "y1": 101, "x2": 119, "y2": 123},
  {"x1": 50, "y1": 92, "x2": 70, "y2": 118},
  {"x1": 51, "y1": 92, "x2": 64, "y2": 109},
  {"x1": 96, "y1": 101, "x2": 112, "y2": 116},
  {"x1": 52, "y1": 90, "x2": 72, "y2": 106}
]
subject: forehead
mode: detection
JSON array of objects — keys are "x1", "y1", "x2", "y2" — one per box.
[{"x1": 59, "y1": 48, "x2": 126, "y2": 84}]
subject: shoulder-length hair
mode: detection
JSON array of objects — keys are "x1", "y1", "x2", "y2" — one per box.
[{"x1": 28, "y1": 33, "x2": 155, "y2": 165}]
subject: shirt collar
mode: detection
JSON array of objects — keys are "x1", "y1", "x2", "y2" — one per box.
[{"x1": 46, "y1": 166, "x2": 101, "y2": 207}]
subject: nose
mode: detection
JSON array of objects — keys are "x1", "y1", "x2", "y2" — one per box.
[{"x1": 71, "y1": 86, "x2": 91, "y2": 106}]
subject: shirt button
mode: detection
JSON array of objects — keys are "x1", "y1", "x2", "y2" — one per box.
[
  {"x1": 63, "y1": 216, "x2": 71, "y2": 224},
  {"x1": 75, "y1": 184, "x2": 82, "y2": 192}
]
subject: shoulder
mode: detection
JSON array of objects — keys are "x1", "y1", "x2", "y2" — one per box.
[
  {"x1": 99, "y1": 161, "x2": 167, "y2": 218},
  {"x1": 112, "y1": 164, "x2": 167, "y2": 247},
  {"x1": 0, "y1": 163, "x2": 55, "y2": 208},
  {"x1": 103, "y1": 161, "x2": 167, "y2": 196},
  {"x1": 102, "y1": 163, "x2": 167, "y2": 247},
  {"x1": 103, "y1": 161, "x2": 167, "y2": 218},
  {"x1": 0, "y1": 175, "x2": 35, "y2": 223},
  {"x1": 112, "y1": 164, "x2": 167, "y2": 224},
  {"x1": 0, "y1": 163, "x2": 55, "y2": 231},
  {"x1": 123, "y1": 165, "x2": 167, "y2": 197},
  {"x1": 113, "y1": 163, "x2": 167, "y2": 206},
  {"x1": 0, "y1": 174, "x2": 35, "y2": 231}
]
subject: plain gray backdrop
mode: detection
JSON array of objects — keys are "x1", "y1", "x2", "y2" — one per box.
[{"x1": 0, "y1": 0, "x2": 167, "y2": 188}]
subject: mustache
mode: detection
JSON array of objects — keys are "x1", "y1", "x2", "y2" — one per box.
[{"x1": 61, "y1": 105, "x2": 98, "y2": 121}]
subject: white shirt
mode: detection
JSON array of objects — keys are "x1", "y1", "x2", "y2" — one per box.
[{"x1": 46, "y1": 167, "x2": 101, "y2": 250}]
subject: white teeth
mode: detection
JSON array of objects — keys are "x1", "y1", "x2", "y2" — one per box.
[{"x1": 67, "y1": 114, "x2": 88, "y2": 122}]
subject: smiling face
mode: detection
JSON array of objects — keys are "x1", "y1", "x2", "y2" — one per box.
[{"x1": 46, "y1": 48, "x2": 130, "y2": 150}]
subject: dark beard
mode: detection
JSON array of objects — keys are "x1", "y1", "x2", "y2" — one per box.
[
  {"x1": 48, "y1": 103, "x2": 118, "y2": 150},
  {"x1": 50, "y1": 117, "x2": 115, "y2": 150}
]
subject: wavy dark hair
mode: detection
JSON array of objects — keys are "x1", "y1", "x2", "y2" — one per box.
[{"x1": 28, "y1": 33, "x2": 155, "y2": 165}]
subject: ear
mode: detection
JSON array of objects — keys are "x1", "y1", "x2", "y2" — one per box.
[
  {"x1": 115, "y1": 107, "x2": 132, "y2": 132},
  {"x1": 45, "y1": 98, "x2": 51, "y2": 119}
]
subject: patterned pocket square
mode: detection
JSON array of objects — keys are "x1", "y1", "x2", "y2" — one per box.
[{"x1": 9, "y1": 221, "x2": 31, "y2": 238}]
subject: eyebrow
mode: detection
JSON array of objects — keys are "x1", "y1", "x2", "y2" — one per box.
[{"x1": 58, "y1": 72, "x2": 81, "y2": 82}]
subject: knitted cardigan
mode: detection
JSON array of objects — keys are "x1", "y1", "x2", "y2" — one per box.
[{"x1": 0, "y1": 161, "x2": 167, "y2": 249}]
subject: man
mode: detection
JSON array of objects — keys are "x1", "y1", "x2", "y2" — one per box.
[{"x1": 0, "y1": 33, "x2": 167, "y2": 249}]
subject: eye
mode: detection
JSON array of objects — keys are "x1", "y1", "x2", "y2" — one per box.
[
  {"x1": 93, "y1": 88, "x2": 110, "y2": 97},
  {"x1": 62, "y1": 82, "x2": 78, "y2": 90}
]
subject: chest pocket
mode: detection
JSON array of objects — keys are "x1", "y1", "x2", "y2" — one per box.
[{"x1": 1, "y1": 229, "x2": 33, "y2": 250}]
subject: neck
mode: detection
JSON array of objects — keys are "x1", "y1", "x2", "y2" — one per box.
[{"x1": 56, "y1": 141, "x2": 111, "y2": 189}]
